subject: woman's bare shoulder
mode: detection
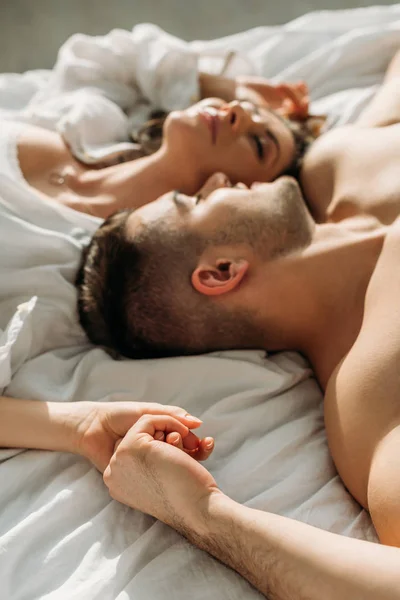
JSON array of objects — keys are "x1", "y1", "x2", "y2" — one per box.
[{"x1": 16, "y1": 123, "x2": 70, "y2": 176}]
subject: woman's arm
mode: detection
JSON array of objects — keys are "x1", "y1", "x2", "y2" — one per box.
[
  {"x1": 0, "y1": 396, "x2": 80, "y2": 454},
  {"x1": 199, "y1": 73, "x2": 237, "y2": 102},
  {"x1": 199, "y1": 72, "x2": 275, "y2": 108},
  {"x1": 0, "y1": 397, "x2": 208, "y2": 472}
]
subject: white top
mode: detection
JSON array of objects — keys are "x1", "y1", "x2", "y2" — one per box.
[
  {"x1": 0, "y1": 120, "x2": 26, "y2": 184},
  {"x1": 0, "y1": 120, "x2": 102, "y2": 234}
]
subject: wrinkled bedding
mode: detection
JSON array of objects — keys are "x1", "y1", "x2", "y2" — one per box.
[{"x1": 1, "y1": 5, "x2": 399, "y2": 598}]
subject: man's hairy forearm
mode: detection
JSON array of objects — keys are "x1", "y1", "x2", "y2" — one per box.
[{"x1": 177, "y1": 493, "x2": 400, "y2": 600}]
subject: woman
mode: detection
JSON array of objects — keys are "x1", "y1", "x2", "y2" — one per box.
[{"x1": 0, "y1": 72, "x2": 314, "y2": 220}]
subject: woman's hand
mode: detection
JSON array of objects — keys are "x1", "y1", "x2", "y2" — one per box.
[
  {"x1": 199, "y1": 72, "x2": 310, "y2": 119},
  {"x1": 236, "y1": 76, "x2": 310, "y2": 119},
  {"x1": 103, "y1": 414, "x2": 219, "y2": 531},
  {"x1": 75, "y1": 401, "x2": 211, "y2": 472}
]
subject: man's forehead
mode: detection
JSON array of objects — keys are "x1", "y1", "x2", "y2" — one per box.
[
  {"x1": 125, "y1": 192, "x2": 176, "y2": 236},
  {"x1": 125, "y1": 211, "x2": 145, "y2": 238}
]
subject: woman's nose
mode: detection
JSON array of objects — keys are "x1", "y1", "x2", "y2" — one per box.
[{"x1": 220, "y1": 101, "x2": 250, "y2": 134}]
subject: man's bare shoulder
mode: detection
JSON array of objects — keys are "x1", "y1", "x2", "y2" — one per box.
[
  {"x1": 301, "y1": 122, "x2": 400, "y2": 223},
  {"x1": 332, "y1": 219, "x2": 400, "y2": 363},
  {"x1": 302, "y1": 125, "x2": 353, "y2": 172},
  {"x1": 363, "y1": 218, "x2": 400, "y2": 319},
  {"x1": 300, "y1": 126, "x2": 353, "y2": 221},
  {"x1": 325, "y1": 220, "x2": 400, "y2": 506},
  {"x1": 302, "y1": 119, "x2": 400, "y2": 180}
]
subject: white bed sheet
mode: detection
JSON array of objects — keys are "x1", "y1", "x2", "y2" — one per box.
[{"x1": 1, "y1": 5, "x2": 399, "y2": 599}]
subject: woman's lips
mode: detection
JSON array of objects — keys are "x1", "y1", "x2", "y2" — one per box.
[{"x1": 200, "y1": 111, "x2": 218, "y2": 144}]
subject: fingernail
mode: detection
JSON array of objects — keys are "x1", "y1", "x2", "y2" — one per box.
[
  {"x1": 205, "y1": 440, "x2": 214, "y2": 450},
  {"x1": 171, "y1": 434, "x2": 180, "y2": 444},
  {"x1": 155, "y1": 432, "x2": 164, "y2": 441},
  {"x1": 185, "y1": 414, "x2": 203, "y2": 424}
]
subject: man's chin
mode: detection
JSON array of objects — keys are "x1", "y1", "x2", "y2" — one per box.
[
  {"x1": 250, "y1": 181, "x2": 263, "y2": 189},
  {"x1": 277, "y1": 174, "x2": 300, "y2": 186}
]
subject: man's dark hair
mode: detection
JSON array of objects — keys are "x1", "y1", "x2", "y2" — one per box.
[{"x1": 76, "y1": 210, "x2": 258, "y2": 359}]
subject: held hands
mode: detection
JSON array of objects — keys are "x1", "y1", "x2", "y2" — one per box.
[
  {"x1": 103, "y1": 414, "x2": 220, "y2": 531},
  {"x1": 74, "y1": 401, "x2": 214, "y2": 472}
]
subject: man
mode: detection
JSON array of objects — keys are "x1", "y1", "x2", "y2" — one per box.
[
  {"x1": 77, "y1": 174, "x2": 400, "y2": 598},
  {"x1": 75, "y1": 49, "x2": 400, "y2": 598}
]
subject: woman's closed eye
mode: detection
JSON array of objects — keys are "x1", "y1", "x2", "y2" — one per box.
[
  {"x1": 240, "y1": 101, "x2": 271, "y2": 162},
  {"x1": 252, "y1": 134, "x2": 264, "y2": 160}
]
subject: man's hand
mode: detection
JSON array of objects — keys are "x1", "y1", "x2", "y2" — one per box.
[
  {"x1": 75, "y1": 402, "x2": 210, "y2": 473},
  {"x1": 105, "y1": 415, "x2": 400, "y2": 600},
  {"x1": 103, "y1": 414, "x2": 219, "y2": 530}
]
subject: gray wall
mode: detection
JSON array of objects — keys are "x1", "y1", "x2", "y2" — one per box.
[{"x1": 0, "y1": 0, "x2": 397, "y2": 73}]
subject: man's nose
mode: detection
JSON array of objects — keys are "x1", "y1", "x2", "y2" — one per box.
[{"x1": 196, "y1": 172, "x2": 232, "y2": 198}]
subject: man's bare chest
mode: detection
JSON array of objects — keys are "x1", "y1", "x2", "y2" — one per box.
[{"x1": 301, "y1": 124, "x2": 400, "y2": 225}]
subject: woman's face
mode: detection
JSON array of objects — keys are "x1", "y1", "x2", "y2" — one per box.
[{"x1": 163, "y1": 98, "x2": 296, "y2": 185}]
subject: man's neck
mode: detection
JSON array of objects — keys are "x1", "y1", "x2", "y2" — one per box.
[
  {"x1": 256, "y1": 218, "x2": 386, "y2": 389},
  {"x1": 306, "y1": 225, "x2": 385, "y2": 388}
]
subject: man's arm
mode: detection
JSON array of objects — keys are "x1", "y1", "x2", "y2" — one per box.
[
  {"x1": 188, "y1": 493, "x2": 400, "y2": 600},
  {"x1": 103, "y1": 414, "x2": 400, "y2": 600},
  {"x1": 356, "y1": 49, "x2": 400, "y2": 127},
  {"x1": 324, "y1": 218, "x2": 400, "y2": 545}
]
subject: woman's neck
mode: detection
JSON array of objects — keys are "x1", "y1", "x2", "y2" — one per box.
[{"x1": 74, "y1": 147, "x2": 202, "y2": 219}]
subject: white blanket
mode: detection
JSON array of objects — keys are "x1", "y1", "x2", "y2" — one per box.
[{"x1": 1, "y1": 5, "x2": 398, "y2": 599}]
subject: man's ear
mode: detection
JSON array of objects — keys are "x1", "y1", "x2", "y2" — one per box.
[{"x1": 191, "y1": 258, "x2": 249, "y2": 296}]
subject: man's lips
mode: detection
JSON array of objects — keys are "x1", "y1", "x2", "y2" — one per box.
[{"x1": 200, "y1": 111, "x2": 218, "y2": 144}]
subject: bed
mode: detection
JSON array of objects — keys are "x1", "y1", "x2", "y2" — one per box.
[{"x1": 1, "y1": 5, "x2": 399, "y2": 599}]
